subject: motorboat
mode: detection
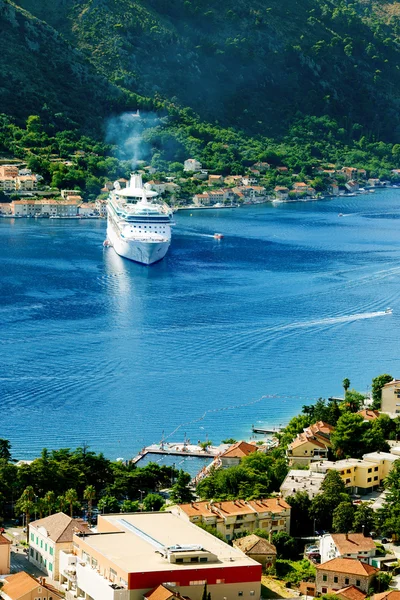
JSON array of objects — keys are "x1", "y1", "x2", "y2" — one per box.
[
  {"x1": 385, "y1": 308, "x2": 393, "y2": 314},
  {"x1": 214, "y1": 233, "x2": 224, "y2": 239}
]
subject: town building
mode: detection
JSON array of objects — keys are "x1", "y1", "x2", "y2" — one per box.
[
  {"x1": 292, "y1": 182, "x2": 315, "y2": 196},
  {"x1": 184, "y1": 159, "x2": 202, "y2": 172},
  {"x1": 373, "y1": 593, "x2": 400, "y2": 600},
  {"x1": 0, "y1": 165, "x2": 19, "y2": 178},
  {"x1": 280, "y1": 469, "x2": 326, "y2": 499},
  {"x1": 319, "y1": 534, "x2": 377, "y2": 565},
  {"x1": 95, "y1": 199, "x2": 107, "y2": 217},
  {"x1": 29, "y1": 512, "x2": 89, "y2": 580},
  {"x1": 78, "y1": 203, "x2": 97, "y2": 217},
  {"x1": 367, "y1": 179, "x2": 381, "y2": 187},
  {"x1": 233, "y1": 535, "x2": 276, "y2": 569},
  {"x1": 16, "y1": 175, "x2": 37, "y2": 191},
  {"x1": 11, "y1": 200, "x2": 37, "y2": 217},
  {"x1": 315, "y1": 558, "x2": 378, "y2": 595},
  {"x1": 357, "y1": 409, "x2": 380, "y2": 422},
  {"x1": 252, "y1": 162, "x2": 270, "y2": 172},
  {"x1": 0, "y1": 203, "x2": 12, "y2": 215},
  {"x1": 146, "y1": 181, "x2": 166, "y2": 194},
  {"x1": 170, "y1": 498, "x2": 291, "y2": 541},
  {"x1": 274, "y1": 186, "x2": 289, "y2": 200},
  {"x1": 0, "y1": 177, "x2": 17, "y2": 192},
  {"x1": 341, "y1": 167, "x2": 358, "y2": 181},
  {"x1": 276, "y1": 166, "x2": 288, "y2": 173},
  {"x1": 381, "y1": 379, "x2": 400, "y2": 416},
  {"x1": 224, "y1": 175, "x2": 242, "y2": 186},
  {"x1": 220, "y1": 440, "x2": 257, "y2": 468},
  {"x1": 241, "y1": 176, "x2": 258, "y2": 186},
  {"x1": 59, "y1": 512, "x2": 262, "y2": 600},
  {"x1": 0, "y1": 572, "x2": 63, "y2": 600},
  {"x1": 144, "y1": 584, "x2": 190, "y2": 600},
  {"x1": 328, "y1": 182, "x2": 340, "y2": 195},
  {"x1": 287, "y1": 421, "x2": 334, "y2": 466},
  {"x1": 345, "y1": 180, "x2": 359, "y2": 193},
  {"x1": 208, "y1": 175, "x2": 224, "y2": 186},
  {"x1": 56, "y1": 201, "x2": 79, "y2": 217},
  {"x1": 0, "y1": 534, "x2": 11, "y2": 574},
  {"x1": 193, "y1": 193, "x2": 211, "y2": 206},
  {"x1": 61, "y1": 189, "x2": 81, "y2": 199},
  {"x1": 310, "y1": 451, "x2": 398, "y2": 494}
]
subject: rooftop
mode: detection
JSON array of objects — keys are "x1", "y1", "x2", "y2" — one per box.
[
  {"x1": 233, "y1": 535, "x2": 276, "y2": 556},
  {"x1": 331, "y1": 533, "x2": 376, "y2": 554},
  {"x1": 221, "y1": 440, "x2": 257, "y2": 459},
  {"x1": 30, "y1": 512, "x2": 89, "y2": 543},
  {"x1": 316, "y1": 558, "x2": 378, "y2": 576},
  {"x1": 336, "y1": 585, "x2": 367, "y2": 600},
  {"x1": 76, "y1": 512, "x2": 258, "y2": 574},
  {"x1": 280, "y1": 469, "x2": 325, "y2": 498}
]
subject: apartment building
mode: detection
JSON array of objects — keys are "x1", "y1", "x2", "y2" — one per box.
[
  {"x1": 29, "y1": 513, "x2": 89, "y2": 580},
  {"x1": 184, "y1": 159, "x2": 202, "y2": 172},
  {"x1": 59, "y1": 512, "x2": 262, "y2": 600},
  {"x1": 287, "y1": 421, "x2": 335, "y2": 466},
  {"x1": 170, "y1": 498, "x2": 291, "y2": 541},
  {"x1": 280, "y1": 469, "x2": 326, "y2": 499},
  {"x1": 319, "y1": 534, "x2": 377, "y2": 565},
  {"x1": 381, "y1": 380, "x2": 400, "y2": 416}
]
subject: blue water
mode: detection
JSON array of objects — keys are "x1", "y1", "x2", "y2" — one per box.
[{"x1": 2, "y1": 190, "x2": 400, "y2": 462}]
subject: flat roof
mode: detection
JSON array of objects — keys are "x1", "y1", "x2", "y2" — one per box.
[{"x1": 76, "y1": 513, "x2": 256, "y2": 574}]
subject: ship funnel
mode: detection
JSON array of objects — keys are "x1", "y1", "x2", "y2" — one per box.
[{"x1": 130, "y1": 173, "x2": 143, "y2": 189}]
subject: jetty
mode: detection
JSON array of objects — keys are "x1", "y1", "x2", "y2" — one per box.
[
  {"x1": 131, "y1": 442, "x2": 230, "y2": 465},
  {"x1": 251, "y1": 425, "x2": 282, "y2": 435}
]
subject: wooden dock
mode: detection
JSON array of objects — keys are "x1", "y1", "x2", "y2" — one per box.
[{"x1": 131, "y1": 443, "x2": 226, "y2": 465}]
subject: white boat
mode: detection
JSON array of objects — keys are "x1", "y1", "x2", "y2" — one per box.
[
  {"x1": 385, "y1": 308, "x2": 393, "y2": 314},
  {"x1": 107, "y1": 174, "x2": 173, "y2": 265}
]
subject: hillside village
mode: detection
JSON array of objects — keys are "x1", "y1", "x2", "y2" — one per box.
[
  {"x1": 1, "y1": 156, "x2": 400, "y2": 218},
  {"x1": 2, "y1": 376, "x2": 400, "y2": 600}
]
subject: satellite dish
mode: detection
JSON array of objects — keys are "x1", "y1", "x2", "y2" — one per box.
[{"x1": 113, "y1": 181, "x2": 121, "y2": 190}]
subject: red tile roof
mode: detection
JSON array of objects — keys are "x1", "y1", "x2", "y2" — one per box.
[
  {"x1": 221, "y1": 440, "x2": 257, "y2": 458},
  {"x1": 316, "y1": 558, "x2": 378, "y2": 576}
]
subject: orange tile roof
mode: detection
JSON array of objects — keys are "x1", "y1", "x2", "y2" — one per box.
[
  {"x1": 178, "y1": 501, "x2": 216, "y2": 518},
  {"x1": 336, "y1": 585, "x2": 367, "y2": 600},
  {"x1": 357, "y1": 409, "x2": 380, "y2": 421},
  {"x1": 383, "y1": 379, "x2": 400, "y2": 387},
  {"x1": 221, "y1": 440, "x2": 257, "y2": 458},
  {"x1": 234, "y1": 534, "x2": 276, "y2": 555},
  {"x1": 0, "y1": 533, "x2": 11, "y2": 545},
  {"x1": 247, "y1": 498, "x2": 290, "y2": 514},
  {"x1": 214, "y1": 499, "x2": 254, "y2": 516},
  {"x1": 2, "y1": 572, "x2": 40, "y2": 599},
  {"x1": 316, "y1": 558, "x2": 378, "y2": 576},
  {"x1": 30, "y1": 512, "x2": 89, "y2": 542},
  {"x1": 374, "y1": 592, "x2": 400, "y2": 600},
  {"x1": 331, "y1": 533, "x2": 376, "y2": 555},
  {"x1": 145, "y1": 585, "x2": 190, "y2": 600}
]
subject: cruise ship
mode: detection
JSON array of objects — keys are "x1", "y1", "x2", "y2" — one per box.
[{"x1": 106, "y1": 174, "x2": 173, "y2": 265}]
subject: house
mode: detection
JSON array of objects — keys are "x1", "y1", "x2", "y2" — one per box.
[
  {"x1": 345, "y1": 180, "x2": 359, "y2": 193},
  {"x1": 0, "y1": 177, "x2": 17, "y2": 192},
  {"x1": 292, "y1": 182, "x2": 315, "y2": 196},
  {"x1": 299, "y1": 582, "x2": 316, "y2": 597},
  {"x1": 220, "y1": 440, "x2": 257, "y2": 468},
  {"x1": 280, "y1": 469, "x2": 325, "y2": 499},
  {"x1": 315, "y1": 558, "x2": 378, "y2": 595},
  {"x1": 184, "y1": 159, "x2": 202, "y2": 172},
  {"x1": 224, "y1": 175, "x2": 243, "y2": 186},
  {"x1": 373, "y1": 593, "x2": 400, "y2": 600},
  {"x1": 319, "y1": 534, "x2": 377, "y2": 565},
  {"x1": 144, "y1": 584, "x2": 191, "y2": 600},
  {"x1": 276, "y1": 166, "x2": 288, "y2": 173},
  {"x1": 193, "y1": 193, "x2": 210, "y2": 206},
  {"x1": 95, "y1": 199, "x2": 107, "y2": 217},
  {"x1": 146, "y1": 181, "x2": 166, "y2": 194},
  {"x1": 341, "y1": 167, "x2": 358, "y2": 181},
  {"x1": 357, "y1": 169, "x2": 367, "y2": 179},
  {"x1": 208, "y1": 175, "x2": 224, "y2": 186},
  {"x1": 0, "y1": 572, "x2": 63, "y2": 600},
  {"x1": 242, "y1": 175, "x2": 258, "y2": 186},
  {"x1": 11, "y1": 200, "x2": 37, "y2": 217},
  {"x1": 16, "y1": 175, "x2": 37, "y2": 191},
  {"x1": 310, "y1": 452, "x2": 398, "y2": 494},
  {"x1": 170, "y1": 498, "x2": 291, "y2": 541},
  {"x1": 29, "y1": 512, "x2": 89, "y2": 580},
  {"x1": 78, "y1": 203, "x2": 97, "y2": 217},
  {"x1": 61, "y1": 189, "x2": 81, "y2": 199},
  {"x1": 37, "y1": 199, "x2": 58, "y2": 217},
  {"x1": 335, "y1": 585, "x2": 367, "y2": 600},
  {"x1": 56, "y1": 201, "x2": 79, "y2": 217},
  {"x1": 0, "y1": 165, "x2": 19, "y2": 178},
  {"x1": 233, "y1": 535, "x2": 277, "y2": 569},
  {"x1": 0, "y1": 534, "x2": 11, "y2": 574},
  {"x1": 0, "y1": 203, "x2": 12, "y2": 215},
  {"x1": 367, "y1": 179, "x2": 381, "y2": 187},
  {"x1": 381, "y1": 379, "x2": 400, "y2": 416},
  {"x1": 328, "y1": 182, "x2": 340, "y2": 196},
  {"x1": 274, "y1": 186, "x2": 289, "y2": 200},
  {"x1": 252, "y1": 162, "x2": 270, "y2": 172},
  {"x1": 58, "y1": 512, "x2": 262, "y2": 600},
  {"x1": 357, "y1": 409, "x2": 380, "y2": 422},
  {"x1": 287, "y1": 421, "x2": 335, "y2": 466}
]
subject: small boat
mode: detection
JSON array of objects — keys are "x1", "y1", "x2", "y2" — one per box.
[
  {"x1": 214, "y1": 233, "x2": 224, "y2": 239},
  {"x1": 338, "y1": 213, "x2": 343, "y2": 217},
  {"x1": 103, "y1": 239, "x2": 111, "y2": 248},
  {"x1": 385, "y1": 308, "x2": 393, "y2": 314}
]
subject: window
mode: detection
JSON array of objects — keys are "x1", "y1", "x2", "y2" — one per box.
[
  {"x1": 374, "y1": 467, "x2": 379, "y2": 471},
  {"x1": 45, "y1": 543, "x2": 47, "y2": 552},
  {"x1": 216, "y1": 579, "x2": 225, "y2": 584},
  {"x1": 323, "y1": 575, "x2": 327, "y2": 582},
  {"x1": 334, "y1": 577, "x2": 338, "y2": 584},
  {"x1": 189, "y1": 581, "x2": 206, "y2": 586},
  {"x1": 345, "y1": 579, "x2": 349, "y2": 585},
  {"x1": 347, "y1": 469, "x2": 351, "y2": 473},
  {"x1": 36, "y1": 536, "x2": 39, "y2": 545},
  {"x1": 322, "y1": 589, "x2": 327, "y2": 595},
  {"x1": 40, "y1": 540, "x2": 43, "y2": 548},
  {"x1": 374, "y1": 476, "x2": 378, "y2": 481},
  {"x1": 368, "y1": 468, "x2": 372, "y2": 473},
  {"x1": 30, "y1": 548, "x2": 34, "y2": 557},
  {"x1": 49, "y1": 547, "x2": 54, "y2": 556},
  {"x1": 238, "y1": 593, "x2": 243, "y2": 597},
  {"x1": 49, "y1": 563, "x2": 53, "y2": 572},
  {"x1": 200, "y1": 557, "x2": 208, "y2": 563},
  {"x1": 176, "y1": 558, "x2": 183, "y2": 564},
  {"x1": 31, "y1": 533, "x2": 34, "y2": 542},
  {"x1": 190, "y1": 557, "x2": 199, "y2": 563},
  {"x1": 367, "y1": 477, "x2": 372, "y2": 483},
  {"x1": 356, "y1": 580, "x2": 360, "y2": 587},
  {"x1": 250, "y1": 593, "x2": 255, "y2": 597}
]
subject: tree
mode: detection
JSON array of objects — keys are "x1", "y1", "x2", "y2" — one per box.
[
  {"x1": 15, "y1": 486, "x2": 35, "y2": 542},
  {"x1": 170, "y1": 471, "x2": 195, "y2": 504},
  {"x1": 310, "y1": 471, "x2": 349, "y2": 531},
  {"x1": 343, "y1": 389, "x2": 364, "y2": 413},
  {"x1": 121, "y1": 500, "x2": 139, "y2": 513},
  {"x1": 342, "y1": 378, "x2": 351, "y2": 395},
  {"x1": 332, "y1": 501, "x2": 355, "y2": 533},
  {"x1": 372, "y1": 374, "x2": 393, "y2": 409},
  {"x1": 286, "y1": 491, "x2": 312, "y2": 537},
  {"x1": 43, "y1": 491, "x2": 55, "y2": 516},
  {"x1": 372, "y1": 572, "x2": 392, "y2": 593},
  {"x1": 142, "y1": 493, "x2": 165, "y2": 512},
  {"x1": 98, "y1": 495, "x2": 120, "y2": 514},
  {"x1": 271, "y1": 531, "x2": 298, "y2": 560},
  {"x1": 331, "y1": 413, "x2": 365, "y2": 458},
  {"x1": 353, "y1": 502, "x2": 375, "y2": 535},
  {"x1": 84, "y1": 485, "x2": 96, "y2": 523},
  {"x1": 65, "y1": 488, "x2": 79, "y2": 518},
  {"x1": 0, "y1": 439, "x2": 12, "y2": 462}
]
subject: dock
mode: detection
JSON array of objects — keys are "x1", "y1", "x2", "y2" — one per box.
[
  {"x1": 252, "y1": 426, "x2": 282, "y2": 435},
  {"x1": 131, "y1": 442, "x2": 230, "y2": 465}
]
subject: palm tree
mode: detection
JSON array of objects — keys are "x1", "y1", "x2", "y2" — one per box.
[
  {"x1": 15, "y1": 486, "x2": 35, "y2": 543},
  {"x1": 342, "y1": 378, "x2": 351, "y2": 396},
  {"x1": 83, "y1": 485, "x2": 96, "y2": 524},
  {"x1": 36, "y1": 497, "x2": 46, "y2": 519},
  {"x1": 43, "y1": 491, "x2": 55, "y2": 516},
  {"x1": 56, "y1": 494, "x2": 67, "y2": 514},
  {"x1": 65, "y1": 488, "x2": 79, "y2": 518}
]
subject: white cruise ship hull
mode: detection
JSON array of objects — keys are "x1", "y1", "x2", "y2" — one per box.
[{"x1": 107, "y1": 221, "x2": 170, "y2": 265}]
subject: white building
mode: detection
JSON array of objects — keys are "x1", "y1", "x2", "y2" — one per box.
[
  {"x1": 280, "y1": 469, "x2": 326, "y2": 499},
  {"x1": 29, "y1": 512, "x2": 88, "y2": 580},
  {"x1": 184, "y1": 159, "x2": 202, "y2": 172},
  {"x1": 319, "y1": 534, "x2": 376, "y2": 565}
]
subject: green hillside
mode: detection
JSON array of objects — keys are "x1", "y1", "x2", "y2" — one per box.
[{"x1": 10, "y1": 0, "x2": 400, "y2": 140}]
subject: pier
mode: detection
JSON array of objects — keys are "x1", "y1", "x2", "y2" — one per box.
[
  {"x1": 252, "y1": 425, "x2": 282, "y2": 435},
  {"x1": 131, "y1": 442, "x2": 229, "y2": 465}
]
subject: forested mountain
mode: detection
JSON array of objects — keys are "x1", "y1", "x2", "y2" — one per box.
[{"x1": 5, "y1": 0, "x2": 400, "y2": 141}]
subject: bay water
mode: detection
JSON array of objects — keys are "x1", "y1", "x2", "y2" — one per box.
[{"x1": 1, "y1": 190, "x2": 400, "y2": 463}]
